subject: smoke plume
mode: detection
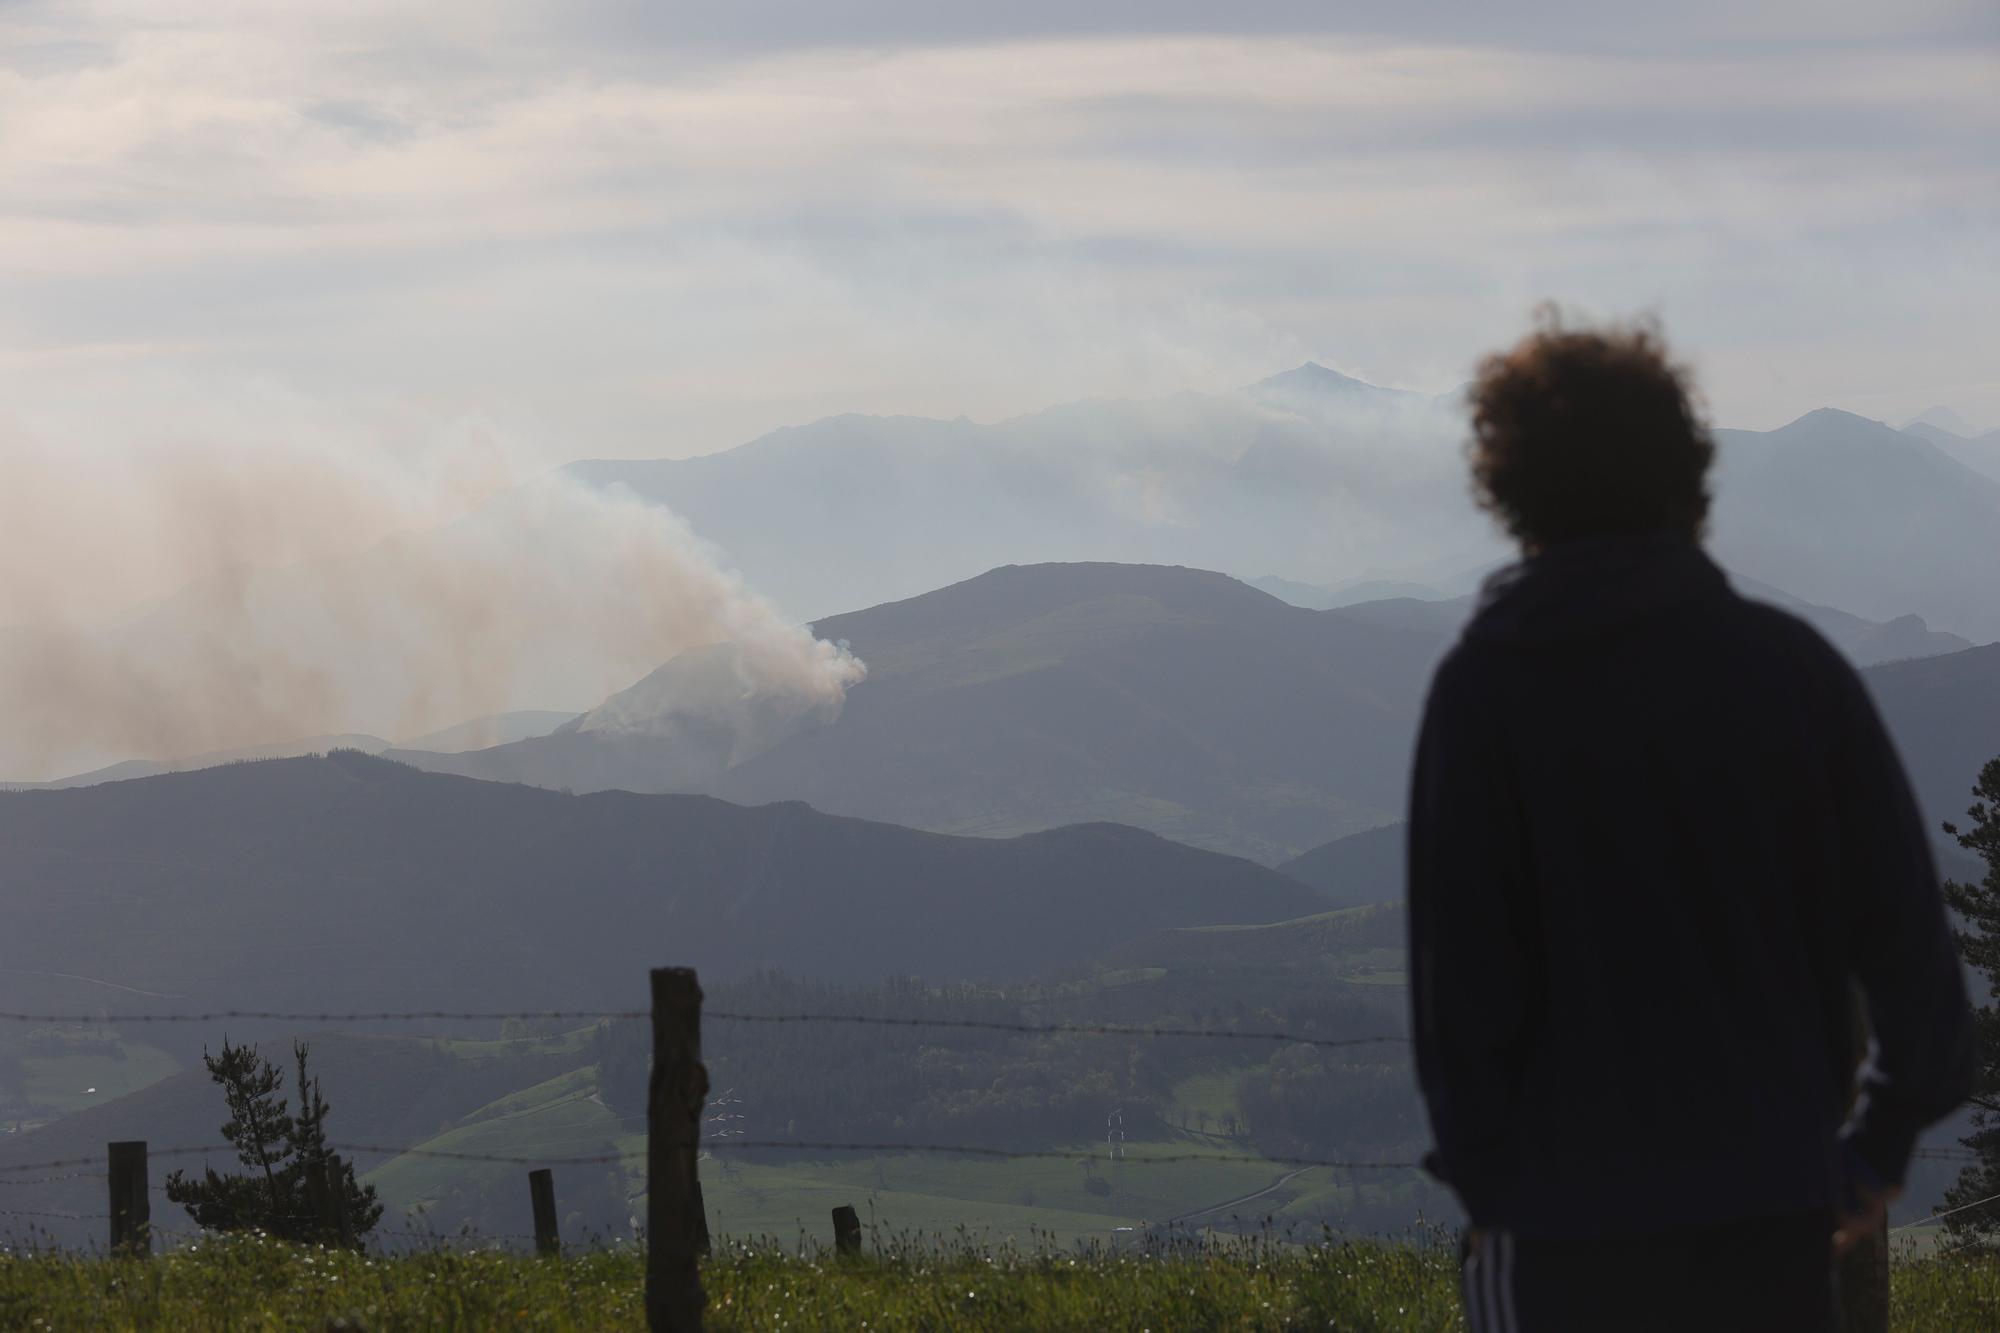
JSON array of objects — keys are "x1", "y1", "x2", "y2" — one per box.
[{"x1": 0, "y1": 431, "x2": 865, "y2": 781}]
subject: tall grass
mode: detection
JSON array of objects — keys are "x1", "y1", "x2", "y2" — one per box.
[{"x1": 0, "y1": 1229, "x2": 1992, "y2": 1330}]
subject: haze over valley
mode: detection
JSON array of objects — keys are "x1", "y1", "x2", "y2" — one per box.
[{"x1": 6, "y1": 364, "x2": 1996, "y2": 1246}]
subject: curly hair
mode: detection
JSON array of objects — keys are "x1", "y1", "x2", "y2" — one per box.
[{"x1": 1468, "y1": 309, "x2": 1714, "y2": 548}]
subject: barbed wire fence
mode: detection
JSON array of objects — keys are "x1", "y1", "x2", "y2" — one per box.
[
  {"x1": 0, "y1": 976, "x2": 1434, "y2": 1270},
  {"x1": 2, "y1": 970, "x2": 1991, "y2": 1293},
  {"x1": 0, "y1": 1007, "x2": 1413, "y2": 1051}
]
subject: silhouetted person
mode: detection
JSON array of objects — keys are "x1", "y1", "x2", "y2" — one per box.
[{"x1": 1408, "y1": 313, "x2": 1971, "y2": 1331}]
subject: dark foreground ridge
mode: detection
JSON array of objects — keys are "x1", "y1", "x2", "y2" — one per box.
[{"x1": 0, "y1": 749, "x2": 1324, "y2": 1013}]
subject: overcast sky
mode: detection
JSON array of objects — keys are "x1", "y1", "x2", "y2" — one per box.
[{"x1": 3, "y1": 0, "x2": 1996, "y2": 486}]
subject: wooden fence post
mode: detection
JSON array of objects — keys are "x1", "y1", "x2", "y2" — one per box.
[
  {"x1": 647, "y1": 967, "x2": 709, "y2": 1333},
  {"x1": 529, "y1": 1168, "x2": 560, "y2": 1256},
  {"x1": 107, "y1": 1141, "x2": 150, "y2": 1256},
  {"x1": 832, "y1": 1204, "x2": 861, "y2": 1256},
  {"x1": 306, "y1": 1155, "x2": 333, "y2": 1242}
]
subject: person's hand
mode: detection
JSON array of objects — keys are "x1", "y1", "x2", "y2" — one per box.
[{"x1": 1832, "y1": 1183, "x2": 1901, "y2": 1257}]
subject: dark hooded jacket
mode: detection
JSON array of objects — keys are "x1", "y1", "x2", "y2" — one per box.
[{"x1": 1407, "y1": 535, "x2": 1971, "y2": 1237}]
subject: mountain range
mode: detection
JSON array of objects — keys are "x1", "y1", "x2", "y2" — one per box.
[
  {"x1": 1252, "y1": 570, "x2": 1971, "y2": 669},
  {"x1": 2, "y1": 710, "x2": 579, "y2": 791},
  {"x1": 1860, "y1": 642, "x2": 2000, "y2": 834},
  {"x1": 562, "y1": 376, "x2": 2000, "y2": 643},
  {"x1": 561, "y1": 364, "x2": 1498, "y2": 624},
  {"x1": 395, "y1": 562, "x2": 1444, "y2": 861},
  {"x1": 394, "y1": 555, "x2": 1990, "y2": 858},
  {"x1": 40, "y1": 555, "x2": 1989, "y2": 873},
  {"x1": 0, "y1": 749, "x2": 1326, "y2": 1019},
  {"x1": 14, "y1": 367, "x2": 1995, "y2": 792},
  {"x1": 1705, "y1": 409, "x2": 2000, "y2": 642},
  {"x1": 1901, "y1": 413, "x2": 2000, "y2": 484}
]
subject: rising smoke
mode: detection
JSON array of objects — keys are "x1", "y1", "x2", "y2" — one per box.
[{"x1": 0, "y1": 432, "x2": 865, "y2": 781}]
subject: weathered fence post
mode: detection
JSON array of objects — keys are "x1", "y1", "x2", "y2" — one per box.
[
  {"x1": 327, "y1": 1153, "x2": 354, "y2": 1248},
  {"x1": 107, "y1": 1140, "x2": 150, "y2": 1256},
  {"x1": 529, "y1": 1168, "x2": 560, "y2": 1256},
  {"x1": 832, "y1": 1204, "x2": 861, "y2": 1256},
  {"x1": 647, "y1": 967, "x2": 709, "y2": 1333}
]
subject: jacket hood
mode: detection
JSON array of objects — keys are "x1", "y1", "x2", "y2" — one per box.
[{"x1": 1466, "y1": 535, "x2": 1729, "y2": 645}]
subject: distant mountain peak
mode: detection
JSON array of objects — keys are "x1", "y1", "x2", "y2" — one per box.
[
  {"x1": 1250, "y1": 361, "x2": 1383, "y2": 396},
  {"x1": 1771, "y1": 406, "x2": 1892, "y2": 438},
  {"x1": 1903, "y1": 404, "x2": 1979, "y2": 438},
  {"x1": 1244, "y1": 362, "x2": 1444, "y2": 420}
]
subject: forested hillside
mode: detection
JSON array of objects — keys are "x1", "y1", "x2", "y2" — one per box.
[{"x1": 0, "y1": 750, "x2": 1323, "y2": 1017}]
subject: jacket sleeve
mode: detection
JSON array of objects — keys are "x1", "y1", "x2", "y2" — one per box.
[
  {"x1": 1829, "y1": 660, "x2": 1974, "y2": 1187},
  {"x1": 1407, "y1": 646, "x2": 1537, "y2": 1225}
]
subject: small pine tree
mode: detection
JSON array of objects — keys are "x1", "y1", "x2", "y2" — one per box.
[
  {"x1": 1941, "y1": 757, "x2": 2000, "y2": 1241},
  {"x1": 163, "y1": 1038, "x2": 381, "y2": 1243},
  {"x1": 287, "y1": 1042, "x2": 383, "y2": 1241}
]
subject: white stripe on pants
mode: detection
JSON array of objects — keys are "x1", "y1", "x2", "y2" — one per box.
[{"x1": 1463, "y1": 1231, "x2": 1518, "y2": 1333}]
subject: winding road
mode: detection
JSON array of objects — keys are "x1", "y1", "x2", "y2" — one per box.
[{"x1": 1162, "y1": 1165, "x2": 1316, "y2": 1227}]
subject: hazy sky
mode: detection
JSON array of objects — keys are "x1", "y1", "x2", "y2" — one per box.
[{"x1": 3, "y1": 1, "x2": 1996, "y2": 476}]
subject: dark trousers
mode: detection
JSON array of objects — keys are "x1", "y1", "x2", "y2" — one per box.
[{"x1": 1460, "y1": 1209, "x2": 1838, "y2": 1332}]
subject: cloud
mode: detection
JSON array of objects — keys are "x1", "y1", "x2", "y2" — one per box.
[
  {"x1": 0, "y1": 0, "x2": 1990, "y2": 771},
  {"x1": 0, "y1": 8, "x2": 1991, "y2": 453},
  {"x1": 0, "y1": 3, "x2": 1993, "y2": 778}
]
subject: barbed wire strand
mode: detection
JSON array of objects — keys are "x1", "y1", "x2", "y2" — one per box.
[
  {"x1": 2, "y1": 1140, "x2": 1418, "y2": 1177},
  {"x1": 1, "y1": 1208, "x2": 109, "y2": 1222},
  {"x1": 0, "y1": 1007, "x2": 1410, "y2": 1050},
  {"x1": 0, "y1": 1146, "x2": 237, "y2": 1176},
  {"x1": 0, "y1": 1009, "x2": 645, "y2": 1025},
  {"x1": 707, "y1": 1012, "x2": 1411, "y2": 1050},
  {"x1": 1889, "y1": 1187, "x2": 2000, "y2": 1233}
]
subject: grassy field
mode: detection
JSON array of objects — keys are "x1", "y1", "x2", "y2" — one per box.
[
  {"x1": 365, "y1": 1067, "x2": 638, "y2": 1230},
  {"x1": 20, "y1": 1041, "x2": 182, "y2": 1115},
  {"x1": 0, "y1": 1233, "x2": 1994, "y2": 1331},
  {"x1": 698, "y1": 1141, "x2": 1292, "y2": 1248},
  {"x1": 1, "y1": 1026, "x2": 183, "y2": 1123},
  {"x1": 360, "y1": 1054, "x2": 1402, "y2": 1250}
]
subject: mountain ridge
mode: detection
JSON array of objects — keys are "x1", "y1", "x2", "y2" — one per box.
[
  {"x1": 557, "y1": 392, "x2": 2000, "y2": 643},
  {"x1": 393, "y1": 562, "x2": 1449, "y2": 861},
  {"x1": 0, "y1": 750, "x2": 1327, "y2": 1015}
]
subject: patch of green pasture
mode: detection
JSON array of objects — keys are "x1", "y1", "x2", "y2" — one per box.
[
  {"x1": 1264, "y1": 1172, "x2": 1437, "y2": 1229},
  {"x1": 452, "y1": 1066, "x2": 600, "y2": 1127},
  {"x1": 20, "y1": 1041, "x2": 182, "y2": 1113},
  {"x1": 698, "y1": 1141, "x2": 1285, "y2": 1248},
  {"x1": 365, "y1": 1066, "x2": 632, "y2": 1215},
  {"x1": 430, "y1": 1027, "x2": 598, "y2": 1061},
  {"x1": 702, "y1": 1161, "x2": 1137, "y2": 1249}
]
